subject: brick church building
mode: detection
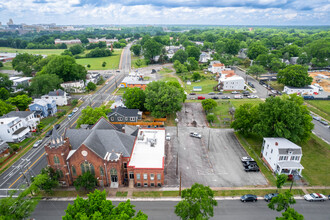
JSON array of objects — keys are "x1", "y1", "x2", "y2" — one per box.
[{"x1": 45, "y1": 117, "x2": 165, "y2": 188}]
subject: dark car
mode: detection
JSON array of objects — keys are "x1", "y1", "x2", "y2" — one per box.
[
  {"x1": 54, "y1": 124, "x2": 60, "y2": 130},
  {"x1": 242, "y1": 161, "x2": 258, "y2": 167},
  {"x1": 189, "y1": 93, "x2": 196, "y2": 95},
  {"x1": 242, "y1": 91, "x2": 250, "y2": 96},
  {"x1": 244, "y1": 165, "x2": 260, "y2": 172},
  {"x1": 264, "y1": 193, "x2": 279, "y2": 202},
  {"x1": 208, "y1": 92, "x2": 215, "y2": 95},
  {"x1": 45, "y1": 130, "x2": 52, "y2": 137},
  {"x1": 217, "y1": 92, "x2": 223, "y2": 95},
  {"x1": 222, "y1": 96, "x2": 230, "y2": 99},
  {"x1": 211, "y1": 96, "x2": 219, "y2": 99},
  {"x1": 241, "y1": 194, "x2": 257, "y2": 202},
  {"x1": 248, "y1": 82, "x2": 255, "y2": 88}
]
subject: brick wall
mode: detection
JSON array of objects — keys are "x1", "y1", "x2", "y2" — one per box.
[{"x1": 127, "y1": 167, "x2": 164, "y2": 187}]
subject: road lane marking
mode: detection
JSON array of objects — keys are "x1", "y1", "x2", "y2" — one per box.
[{"x1": 8, "y1": 151, "x2": 46, "y2": 189}]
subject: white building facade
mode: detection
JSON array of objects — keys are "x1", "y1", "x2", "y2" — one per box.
[
  {"x1": 60, "y1": 80, "x2": 85, "y2": 93},
  {"x1": 218, "y1": 74, "x2": 246, "y2": 91},
  {"x1": 208, "y1": 62, "x2": 225, "y2": 73},
  {"x1": 1, "y1": 111, "x2": 39, "y2": 132},
  {"x1": 41, "y1": 89, "x2": 68, "y2": 106},
  {"x1": 283, "y1": 85, "x2": 319, "y2": 95},
  {"x1": 0, "y1": 117, "x2": 30, "y2": 142},
  {"x1": 261, "y1": 138, "x2": 304, "y2": 176}
]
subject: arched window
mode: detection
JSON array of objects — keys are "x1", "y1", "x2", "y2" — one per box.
[
  {"x1": 58, "y1": 170, "x2": 64, "y2": 178},
  {"x1": 110, "y1": 168, "x2": 117, "y2": 175},
  {"x1": 53, "y1": 155, "x2": 60, "y2": 164},
  {"x1": 80, "y1": 161, "x2": 95, "y2": 175},
  {"x1": 100, "y1": 167, "x2": 104, "y2": 176},
  {"x1": 72, "y1": 166, "x2": 77, "y2": 176}
]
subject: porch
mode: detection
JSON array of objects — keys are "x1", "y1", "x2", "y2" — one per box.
[
  {"x1": 276, "y1": 161, "x2": 304, "y2": 176},
  {"x1": 12, "y1": 127, "x2": 30, "y2": 143}
]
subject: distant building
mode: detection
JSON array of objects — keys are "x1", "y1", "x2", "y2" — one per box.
[
  {"x1": 1, "y1": 111, "x2": 39, "y2": 132},
  {"x1": 238, "y1": 48, "x2": 248, "y2": 59},
  {"x1": 29, "y1": 99, "x2": 57, "y2": 118},
  {"x1": 0, "y1": 117, "x2": 30, "y2": 142},
  {"x1": 283, "y1": 85, "x2": 319, "y2": 95},
  {"x1": 218, "y1": 71, "x2": 246, "y2": 91},
  {"x1": 120, "y1": 75, "x2": 150, "y2": 90},
  {"x1": 9, "y1": 76, "x2": 32, "y2": 93},
  {"x1": 108, "y1": 107, "x2": 142, "y2": 123},
  {"x1": 199, "y1": 52, "x2": 212, "y2": 63},
  {"x1": 0, "y1": 53, "x2": 16, "y2": 63},
  {"x1": 87, "y1": 38, "x2": 118, "y2": 47},
  {"x1": 54, "y1": 39, "x2": 81, "y2": 45},
  {"x1": 41, "y1": 89, "x2": 68, "y2": 106},
  {"x1": 261, "y1": 138, "x2": 304, "y2": 176},
  {"x1": 208, "y1": 62, "x2": 225, "y2": 73},
  {"x1": 60, "y1": 80, "x2": 85, "y2": 93}
]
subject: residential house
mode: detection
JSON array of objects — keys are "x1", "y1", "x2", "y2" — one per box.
[
  {"x1": 45, "y1": 117, "x2": 165, "y2": 188},
  {"x1": 54, "y1": 39, "x2": 81, "y2": 45},
  {"x1": 41, "y1": 89, "x2": 68, "y2": 106},
  {"x1": 199, "y1": 52, "x2": 212, "y2": 63},
  {"x1": 1, "y1": 111, "x2": 39, "y2": 132},
  {"x1": 283, "y1": 85, "x2": 319, "y2": 95},
  {"x1": 238, "y1": 48, "x2": 248, "y2": 59},
  {"x1": 218, "y1": 71, "x2": 246, "y2": 91},
  {"x1": 108, "y1": 107, "x2": 142, "y2": 123},
  {"x1": 208, "y1": 62, "x2": 225, "y2": 73},
  {"x1": 261, "y1": 138, "x2": 304, "y2": 176},
  {"x1": 165, "y1": 45, "x2": 184, "y2": 59},
  {"x1": 29, "y1": 99, "x2": 57, "y2": 118},
  {"x1": 86, "y1": 72, "x2": 101, "y2": 85},
  {"x1": 9, "y1": 76, "x2": 32, "y2": 93},
  {"x1": 0, "y1": 117, "x2": 30, "y2": 142},
  {"x1": 120, "y1": 76, "x2": 150, "y2": 90},
  {"x1": 60, "y1": 80, "x2": 85, "y2": 93}
]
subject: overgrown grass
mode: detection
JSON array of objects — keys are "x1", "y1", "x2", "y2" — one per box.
[
  {"x1": 41, "y1": 116, "x2": 57, "y2": 127},
  {"x1": 268, "y1": 81, "x2": 284, "y2": 92},
  {"x1": 230, "y1": 99, "x2": 264, "y2": 108},
  {"x1": 305, "y1": 100, "x2": 330, "y2": 121},
  {"x1": 38, "y1": 190, "x2": 89, "y2": 197},
  {"x1": 159, "y1": 67, "x2": 173, "y2": 74},
  {"x1": 306, "y1": 189, "x2": 330, "y2": 195},
  {"x1": 116, "y1": 191, "x2": 128, "y2": 197},
  {"x1": 75, "y1": 49, "x2": 122, "y2": 70},
  {"x1": 214, "y1": 189, "x2": 304, "y2": 197},
  {"x1": 0, "y1": 61, "x2": 14, "y2": 70},
  {"x1": 165, "y1": 113, "x2": 177, "y2": 126},
  {"x1": 185, "y1": 79, "x2": 218, "y2": 94},
  {"x1": 115, "y1": 88, "x2": 126, "y2": 95},
  {"x1": 133, "y1": 191, "x2": 179, "y2": 198},
  {"x1": 0, "y1": 47, "x2": 65, "y2": 55},
  {"x1": 131, "y1": 55, "x2": 148, "y2": 68}
]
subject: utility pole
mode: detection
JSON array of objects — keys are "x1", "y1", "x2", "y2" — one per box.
[
  {"x1": 179, "y1": 172, "x2": 182, "y2": 196},
  {"x1": 207, "y1": 128, "x2": 211, "y2": 151},
  {"x1": 18, "y1": 165, "x2": 30, "y2": 187}
]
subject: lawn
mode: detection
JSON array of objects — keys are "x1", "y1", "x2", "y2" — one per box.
[
  {"x1": 131, "y1": 55, "x2": 148, "y2": 69},
  {"x1": 236, "y1": 132, "x2": 330, "y2": 186},
  {"x1": 76, "y1": 49, "x2": 122, "y2": 70},
  {"x1": 115, "y1": 88, "x2": 126, "y2": 95},
  {"x1": 133, "y1": 191, "x2": 179, "y2": 198},
  {"x1": 0, "y1": 61, "x2": 14, "y2": 70},
  {"x1": 230, "y1": 99, "x2": 264, "y2": 108},
  {"x1": 0, "y1": 47, "x2": 65, "y2": 55},
  {"x1": 268, "y1": 81, "x2": 284, "y2": 91},
  {"x1": 185, "y1": 77, "x2": 218, "y2": 94},
  {"x1": 306, "y1": 189, "x2": 330, "y2": 195},
  {"x1": 305, "y1": 100, "x2": 330, "y2": 121},
  {"x1": 159, "y1": 67, "x2": 173, "y2": 74},
  {"x1": 116, "y1": 191, "x2": 128, "y2": 197}
]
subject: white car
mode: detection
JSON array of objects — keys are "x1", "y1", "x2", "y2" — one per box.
[
  {"x1": 166, "y1": 133, "x2": 171, "y2": 141},
  {"x1": 304, "y1": 193, "x2": 327, "y2": 202},
  {"x1": 231, "y1": 91, "x2": 240, "y2": 94},
  {"x1": 72, "y1": 107, "x2": 79, "y2": 113},
  {"x1": 190, "y1": 132, "x2": 202, "y2": 139},
  {"x1": 241, "y1": 156, "x2": 255, "y2": 162},
  {"x1": 33, "y1": 140, "x2": 42, "y2": 148},
  {"x1": 234, "y1": 95, "x2": 243, "y2": 99},
  {"x1": 248, "y1": 95, "x2": 259, "y2": 99}
]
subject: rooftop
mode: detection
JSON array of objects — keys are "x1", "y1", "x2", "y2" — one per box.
[
  {"x1": 0, "y1": 117, "x2": 18, "y2": 125},
  {"x1": 213, "y1": 63, "x2": 225, "y2": 67},
  {"x1": 108, "y1": 107, "x2": 140, "y2": 117},
  {"x1": 2, "y1": 111, "x2": 34, "y2": 119},
  {"x1": 128, "y1": 129, "x2": 165, "y2": 169},
  {"x1": 264, "y1": 137, "x2": 301, "y2": 150},
  {"x1": 46, "y1": 89, "x2": 65, "y2": 96}
]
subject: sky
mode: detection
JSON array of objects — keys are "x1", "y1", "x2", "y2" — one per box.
[{"x1": 0, "y1": 0, "x2": 329, "y2": 25}]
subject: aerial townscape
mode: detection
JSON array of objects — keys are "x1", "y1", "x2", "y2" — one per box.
[{"x1": 0, "y1": 1, "x2": 329, "y2": 219}]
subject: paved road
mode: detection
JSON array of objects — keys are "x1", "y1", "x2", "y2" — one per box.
[
  {"x1": 0, "y1": 45, "x2": 132, "y2": 197},
  {"x1": 30, "y1": 200, "x2": 330, "y2": 220},
  {"x1": 312, "y1": 119, "x2": 330, "y2": 144}
]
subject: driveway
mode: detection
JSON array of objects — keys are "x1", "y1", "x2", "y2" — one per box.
[{"x1": 176, "y1": 102, "x2": 208, "y2": 127}]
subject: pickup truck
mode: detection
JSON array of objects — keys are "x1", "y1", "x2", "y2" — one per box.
[{"x1": 190, "y1": 132, "x2": 202, "y2": 139}]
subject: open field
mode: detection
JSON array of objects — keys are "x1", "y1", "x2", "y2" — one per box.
[
  {"x1": 268, "y1": 81, "x2": 284, "y2": 91},
  {"x1": 185, "y1": 74, "x2": 218, "y2": 94},
  {"x1": 76, "y1": 49, "x2": 122, "y2": 70},
  {"x1": 0, "y1": 61, "x2": 14, "y2": 70},
  {"x1": 306, "y1": 100, "x2": 330, "y2": 121},
  {"x1": 0, "y1": 47, "x2": 65, "y2": 55},
  {"x1": 131, "y1": 54, "x2": 148, "y2": 69}
]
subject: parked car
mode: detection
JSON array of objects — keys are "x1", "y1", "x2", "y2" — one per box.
[
  {"x1": 234, "y1": 95, "x2": 243, "y2": 99},
  {"x1": 244, "y1": 164, "x2": 260, "y2": 172},
  {"x1": 312, "y1": 115, "x2": 321, "y2": 121},
  {"x1": 72, "y1": 107, "x2": 79, "y2": 113},
  {"x1": 247, "y1": 95, "x2": 259, "y2": 99},
  {"x1": 304, "y1": 193, "x2": 327, "y2": 202},
  {"x1": 264, "y1": 193, "x2": 279, "y2": 202},
  {"x1": 190, "y1": 132, "x2": 202, "y2": 139},
  {"x1": 211, "y1": 96, "x2": 219, "y2": 99},
  {"x1": 242, "y1": 161, "x2": 258, "y2": 167},
  {"x1": 222, "y1": 96, "x2": 230, "y2": 99},
  {"x1": 248, "y1": 82, "x2": 255, "y2": 88},
  {"x1": 217, "y1": 92, "x2": 223, "y2": 95},
  {"x1": 166, "y1": 133, "x2": 171, "y2": 141},
  {"x1": 68, "y1": 113, "x2": 74, "y2": 118},
  {"x1": 241, "y1": 194, "x2": 257, "y2": 202},
  {"x1": 231, "y1": 91, "x2": 240, "y2": 94},
  {"x1": 54, "y1": 124, "x2": 60, "y2": 130},
  {"x1": 45, "y1": 130, "x2": 52, "y2": 137},
  {"x1": 242, "y1": 91, "x2": 250, "y2": 96},
  {"x1": 241, "y1": 156, "x2": 254, "y2": 162},
  {"x1": 208, "y1": 92, "x2": 215, "y2": 95},
  {"x1": 189, "y1": 93, "x2": 196, "y2": 95},
  {"x1": 197, "y1": 96, "x2": 205, "y2": 100},
  {"x1": 320, "y1": 120, "x2": 328, "y2": 126},
  {"x1": 33, "y1": 140, "x2": 42, "y2": 148}
]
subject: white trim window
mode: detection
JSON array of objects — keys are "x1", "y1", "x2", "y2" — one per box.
[
  {"x1": 150, "y1": 174, "x2": 154, "y2": 180},
  {"x1": 143, "y1": 174, "x2": 147, "y2": 180},
  {"x1": 157, "y1": 174, "x2": 161, "y2": 180},
  {"x1": 110, "y1": 117, "x2": 114, "y2": 121},
  {"x1": 130, "y1": 117, "x2": 135, "y2": 121},
  {"x1": 117, "y1": 117, "x2": 123, "y2": 121}
]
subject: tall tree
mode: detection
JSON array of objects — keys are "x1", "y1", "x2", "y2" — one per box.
[
  {"x1": 0, "y1": 73, "x2": 13, "y2": 91},
  {"x1": 29, "y1": 74, "x2": 63, "y2": 96},
  {"x1": 0, "y1": 87, "x2": 10, "y2": 100},
  {"x1": 7, "y1": 94, "x2": 32, "y2": 111},
  {"x1": 187, "y1": 57, "x2": 199, "y2": 71},
  {"x1": 12, "y1": 53, "x2": 43, "y2": 76},
  {"x1": 248, "y1": 43, "x2": 268, "y2": 60},
  {"x1": 175, "y1": 183, "x2": 218, "y2": 220},
  {"x1": 268, "y1": 190, "x2": 296, "y2": 212},
  {"x1": 63, "y1": 190, "x2": 147, "y2": 219},
  {"x1": 123, "y1": 87, "x2": 146, "y2": 111},
  {"x1": 144, "y1": 81, "x2": 184, "y2": 118},
  {"x1": 77, "y1": 106, "x2": 110, "y2": 128},
  {"x1": 74, "y1": 171, "x2": 98, "y2": 191},
  {"x1": 130, "y1": 44, "x2": 142, "y2": 56},
  {"x1": 186, "y1": 46, "x2": 201, "y2": 61},
  {"x1": 86, "y1": 82, "x2": 96, "y2": 91},
  {"x1": 276, "y1": 174, "x2": 287, "y2": 192},
  {"x1": 69, "y1": 44, "x2": 84, "y2": 55},
  {"x1": 277, "y1": 207, "x2": 304, "y2": 220},
  {"x1": 277, "y1": 65, "x2": 313, "y2": 87},
  {"x1": 201, "y1": 99, "x2": 217, "y2": 112},
  {"x1": 142, "y1": 38, "x2": 163, "y2": 63},
  {"x1": 172, "y1": 49, "x2": 188, "y2": 64},
  {"x1": 231, "y1": 103, "x2": 259, "y2": 136},
  {"x1": 306, "y1": 39, "x2": 330, "y2": 67},
  {"x1": 0, "y1": 100, "x2": 15, "y2": 116},
  {"x1": 30, "y1": 167, "x2": 60, "y2": 195},
  {"x1": 224, "y1": 39, "x2": 240, "y2": 55},
  {"x1": 247, "y1": 65, "x2": 267, "y2": 80}
]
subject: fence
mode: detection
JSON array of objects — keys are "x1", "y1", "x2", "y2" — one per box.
[{"x1": 111, "y1": 121, "x2": 164, "y2": 126}]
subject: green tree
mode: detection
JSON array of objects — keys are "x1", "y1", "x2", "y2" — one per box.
[
  {"x1": 123, "y1": 87, "x2": 146, "y2": 110},
  {"x1": 277, "y1": 207, "x2": 304, "y2": 220},
  {"x1": 215, "y1": 40, "x2": 226, "y2": 54},
  {"x1": 201, "y1": 99, "x2": 217, "y2": 112},
  {"x1": 77, "y1": 106, "x2": 110, "y2": 128},
  {"x1": 0, "y1": 87, "x2": 10, "y2": 100},
  {"x1": 242, "y1": 58, "x2": 251, "y2": 68},
  {"x1": 102, "y1": 62, "x2": 107, "y2": 67},
  {"x1": 31, "y1": 167, "x2": 59, "y2": 194},
  {"x1": 207, "y1": 114, "x2": 216, "y2": 123},
  {"x1": 12, "y1": 53, "x2": 43, "y2": 76},
  {"x1": 306, "y1": 39, "x2": 330, "y2": 67},
  {"x1": 86, "y1": 48, "x2": 111, "y2": 58},
  {"x1": 142, "y1": 39, "x2": 163, "y2": 63},
  {"x1": 247, "y1": 65, "x2": 267, "y2": 80},
  {"x1": 173, "y1": 60, "x2": 188, "y2": 74},
  {"x1": 29, "y1": 74, "x2": 63, "y2": 96},
  {"x1": 39, "y1": 55, "x2": 87, "y2": 82},
  {"x1": 191, "y1": 72, "x2": 201, "y2": 82},
  {"x1": 135, "y1": 59, "x2": 144, "y2": 68},
  {"x1": 71, "y1": 99, "x2": 78, "y2": 106},
  {"x1": 7, "y1": 94, "x2": 32, "y2": 111},
  {"x1": 269, "y1": 58, "x2": 285, "y2": 73},
  {"x1": 73, "y1": 171, "x2": 98, "y2": 191},
  {"x1": 167, "y1": 81, "x2": 187, "y2": 102},
  {"x1": 61, "y1": 50, "x2": 73, "y2": 57},
  {"x1": 276, "y1": 174, "x2": 287, "y2": 192},
  {"x1": 231, "y1": 103, "x2": 259, "y2": 136},
  {"x1": 186, "y1": 46, "x2": 201, "y2": 61},
  {"x1": 247, "y1": 43, "x2": 268, "y2": 60},
  {"x1": 172, "y1": 49, "x2": 188, "y2": 64},
  {"x1": 86, "y1": 82, "x2": 96, "y2": 91},
  {"x1": 277, "y1": 65, "x2": 313, "y2": 87},
  {"x1": 144, "y1": 81, "x2": 184, "y2": 118},
  {"x1": 87, "y1": 64, "x2": 91, "y2": 68},
  {"x1": 130, "y1": 44, "x2": 142, "y2": 56},
  {"x1": 0, "y1": 73, "x2": 13, "y2": 91},
  {"x1": 175, "y1": 183, "x2": 218, "y2": 220},
  {"x1": 0, "y1": 61, "x2": 3, "y2": 67},
  {"x1": 224, "y1": 39, "x2": 240, "y2": 55},
  {"x1": 253, "y1": 95, "x2": 314, "y2": 143},
  {"x1": 69, "y1": 44, "x2": 84, "y2": 55},
  {"x1": 268, "y1": 191, "x2": 296, "y2": 212},
  {"x1": 63, "y1": 190, "x2": 147, "y2": 220},
  {"x1": 187, "y1": 57, "x2": 199, "y2": 71},
  {"x1": 37, "y1": 122, "x2": 45, "y2": 133}
]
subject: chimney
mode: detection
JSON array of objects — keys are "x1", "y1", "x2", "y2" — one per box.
[
  {"x1": 56, "y1": 90, "x2": 59, "y2": 96},
  {"x1": 275, "y1": 142, "x2": 278, "y2": 146}
]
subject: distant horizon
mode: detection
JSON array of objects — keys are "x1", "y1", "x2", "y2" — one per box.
[{"x1": 1, "y1": 0, "x2": 329, "y2": 26}]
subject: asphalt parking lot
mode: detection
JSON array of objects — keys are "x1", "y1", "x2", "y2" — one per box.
[{"x1": 164, "y1": 103, "x2": 268, "y2": 187}]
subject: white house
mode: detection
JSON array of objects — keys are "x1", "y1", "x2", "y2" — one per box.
[
  {"x1": 199, "y1": 52, "x2": 212, "y2": 63},
  {"x1": 1, "y1": 111, "x2": 40, "y2": 132},
  {"x1": 208, "y1": 62, "x2": 225, "y2": 73},
  {"x1": 283, "y1": 85, "x2": 319, "y2": 95},
  {"x1": 9, "y1": 77, "x2": 32, "y2": 93},
  {"x1": 41, "y1": 89, "x2": 68, "y2": 106},
  {"x1": 261, "y1": 138, "x2": 304, "y2": 176},
  {"x1": 0, "y1": 117, "x2": 30, "y2": 142},
  {"x1": 86, "y1": 72, "x2": 101, "y2": 85},
  {"x1": 218, "y1": 71, "x2": 246, "y2": 91},
  {"x1": 60, "y1": 80, "x2": 85, "y2": 93}
]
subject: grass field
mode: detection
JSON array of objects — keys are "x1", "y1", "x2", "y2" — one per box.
[
  {"x1": 116, "y1": 191, "x2": 128, "y2": 197},
  {"x1": 306, "y1": 189, "x2": 330, "y2": 195},
  {"x1": 131, "y1": 54, "x2": 148, "y2": 69},
  {"x1": 76, "y1": 49, "x2": 122, "y2": 70},
  {"x1": 268, "y1": 81, "x2": 284, "y2": 91},
  {"x1": 0, "y1": 47, "x2": 65, "y2": 55},
  {"x1": 184, "y1": 72, "x2": 218, "y2": 94},
  {"x1": 305, "y1": 100, "x2": 330, "y2": 121},
  {"x1": 0, "y1": 61, "x2": 14, "y2": 70}
]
